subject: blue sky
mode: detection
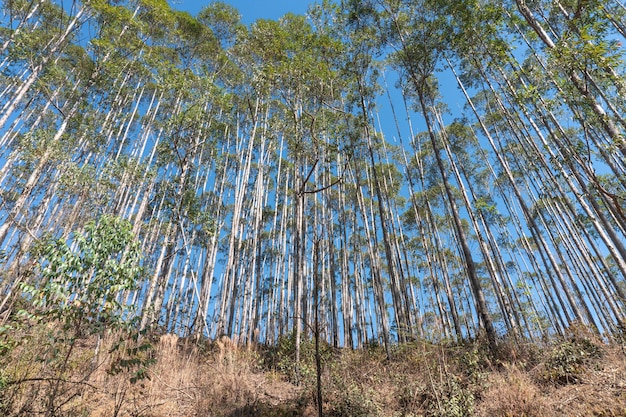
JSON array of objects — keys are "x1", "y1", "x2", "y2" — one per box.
[{"x1": 170, "y1": 0, "x2": 311, "y2": 24}]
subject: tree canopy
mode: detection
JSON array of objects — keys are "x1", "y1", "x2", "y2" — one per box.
[{"x1": 0, "y1": 0, "x2": 624, "y2": 350}]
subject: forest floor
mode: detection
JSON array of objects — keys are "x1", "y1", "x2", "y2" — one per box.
[{"x1": 1, "y1": 324, "x2": 626, "y2": 416}]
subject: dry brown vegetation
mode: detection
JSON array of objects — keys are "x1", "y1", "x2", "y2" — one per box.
[{"x1": 1, "y1": 324, "x2": 626, "y2": 417}]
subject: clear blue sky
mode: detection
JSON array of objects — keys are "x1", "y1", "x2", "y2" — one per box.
[{"x1": 170, "y1": 0, "x2": 312, "y2": 24}]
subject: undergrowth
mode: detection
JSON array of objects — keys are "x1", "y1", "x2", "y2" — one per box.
[{"x1": 0, "y1": 325, "x2": 624, "y2": 416}]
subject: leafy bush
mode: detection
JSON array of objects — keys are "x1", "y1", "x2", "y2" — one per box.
[
  {"x1": 328, "y1": 383, "x2": 377, "y2": 417},
  {"x1": 0, "y1": 215, "x2": 152, "y2": 416},
  {"x1": 542, "y1": 337, "x2": 602, "y2": 385},
  {"x1": 264, "y1": 331, "x2": 331, "y2": 386},
  {"x1": 21, "y1": 214, "x2": 143, "y2": 331},
  {"x1": 108, "y1": 328, "x2": 157, "y2": 384},
  {"x1": 398, "y1": 376, "x2": 475, "y2": 417},
  {"x1": 397, "y1": 379, "x2": 426, "y2": 415},
  {"x1": 427, "y1": 377, "x2": 475, "y2": 417}
]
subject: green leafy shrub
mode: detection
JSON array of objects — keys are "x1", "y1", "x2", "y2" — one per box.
[
  {"x1": 108, "y1": 328, "x2": 157, "y2": 384},
  {"x1": 427, "y1": 377, "x2": 475, "y2": 417},
  {"x1": 460, "y1": 345, "x2": 484, "y2": 384},
  {"x1": 264, "y1": 331, "x2": 331, "y2": 386},
  {"x1": 542, "y1": 337, "x2": 602, "y2": 385},
  {"x1": 21, "y1": 214, "x2": 143, "y2": 331},
  {"x1": 0, "y1": 215, "x2": 151, "y2": 416},
  {"x1": 328, "y1": 383, "x2": 377, "y2": 417}
]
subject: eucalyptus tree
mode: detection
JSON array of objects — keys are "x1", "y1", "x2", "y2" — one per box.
[
  {"x1": 3, "y1": 0, "x2": 625, "y2": 350},
  {"x1": 512, "y1": 0, "x2": 626, "y2": 157},
  {"x1": 501, "y1": 1, "x2": 626, "y2": 239},
  {"x1": 134, "y1": 3, "x2": 233, "y2": 332},
  {"x1": 334, "y1": 0, "x2": 410, "y2": 354},
  {"x1": 206, "y1": 7, "x2": 348, "y2": 357},
  {"x1": 0, "y1": 0, "x2": 89, "y2": 132},
  {"x1": 383, "y1": 0, "x2": 498, "y2": 349},
  {"x1": 0, "y1": 0, "x2": 151, "y2": 242},
  {"x1": 430, "y1": 0, "x2": 626, "y2": 338},
  {"x1": 0, "y1": 1, "x2": 92, "y2": 246},
  {"x1": 442, "y1": 121, "x2": 525, "y2": 338},
  {"x1": 0, "y1": 0, "x2": 158, "y2": 320}
]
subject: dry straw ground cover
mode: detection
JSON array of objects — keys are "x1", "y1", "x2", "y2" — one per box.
[{"x1": 1, "y1": 324, "x2": 625, "y2": 416}]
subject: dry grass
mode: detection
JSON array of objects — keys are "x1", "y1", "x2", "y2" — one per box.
[
  {"x1": 0, "y1": 327, "x2": 304, "y2": 416},
  {"x1": 477, "y1": 364, "x2": 548, "y2": 417},
  {"x1": 93, "y1": 334, "x2": 304, "y2": 417},
  {"x1": 1, "y1": 326, "x2": 626, "y2": 416}
]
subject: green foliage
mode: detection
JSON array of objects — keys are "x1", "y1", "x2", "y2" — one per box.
[
  {"x1": 58, "y1": 162, "x2": 98, "y2": 198},
  {"x1": 460, "y1": 344, "x2": 482, "y2": 382},
  {"x1": 17, "y1": 129, "x2": 60, "y2": 163},
  {"x1": 21, "y1": 214, "x2": 143, "y2": 332},
  {"x1": 393, "y1": 342, "x2": 482, "y2": 417},
  {"x1": 397, "y1": 379, "x2": 425, "y2": 415},
  {"x1": 427, "y1": 376, "x2": 475, "y2": 417},
  {"x1": 396, "y1": 372, "x2": 475, "y2": 417},
  {"x1": 0, "y1": 369, "x2": 8, "y2": 415},
  {"x1": 275, "y1": 333, "x2": 315, "y2": 384},
  {"x1": 108, "y1": 329, "x2": 157, "y2": 384},
  {"x1": 542, "y1": 336, "x2": 602, "y2": 385},
  {"x1": 328, "y1": 383, "x2": 377, "y2": 417},
  {"x1": 264, "y1": 331, "x2": 332, "y2": 387},
  {"x1": 0, "y1": 325, "x2": 16, "y2": 356},
  {"x1": 0, "y1": 215, "x2": 152, "y2": 415},
  {"x1": 373, "y1": 161, "x2": 403, "y2": 197},
  {"x1": 198, "y1": 2, "x2": 240, "y2": 33}
]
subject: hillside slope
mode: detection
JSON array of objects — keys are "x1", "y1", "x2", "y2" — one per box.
[{"x1": 1, "y1": 324, "x2": 625, "y2": 416}]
